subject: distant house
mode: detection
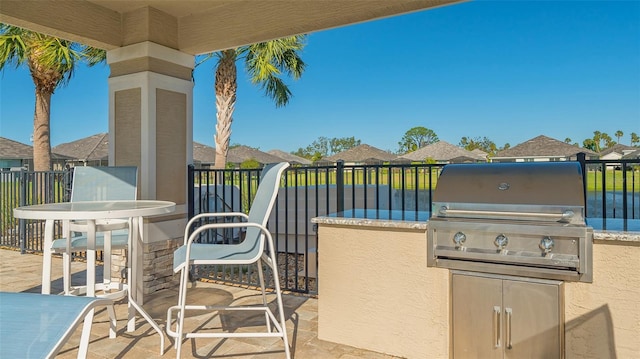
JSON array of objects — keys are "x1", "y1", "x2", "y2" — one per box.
[
  {"x1": 321, "y1": 144, "x2": 397, "y2": 165},
  {"x1": 471, "y1": 148, "x2": 489, "y2": 162},
  {"x1": 194, "y1": 143, "x2": 287, "y2": 168},
  {"x1": 192, "y1": 142, "x2": 217, "y2": 168},
  {"x1": 622, "y1": 149, "x2": 640, "y2": 160},
  {"x1": 599, "y1": 144, "x2": 640, "y2": 169},
  {"x1": 50, "y1": 134, "x2": 289, "y2": 169},
  {"x1": 52, "y1": 133, "x2": 109, "y2": 167},
  {"x1": 600, "y1": 144, "x2": 638, "y2": 160},
  {"x1": 267, "y1": 150, "x2": 312, "y2": 165},
  {"x1": 492, "y1": 135, "x2": 597, "y2": 162},
  {"x1": 0, "y1": 137, "x2": 33, "y2": 170},
  {"x1": 1, "y1": 137, "x2": 69, "y2": 171},
  {"x1": 224, "y1": 146, "x2": 284, "y2": 167},
  {"x1": 193, "y1": 142, "x2": 311, "y2": 168},
  {"x1": 399, "y1": 141, "x2": 486, "y2": 164}
]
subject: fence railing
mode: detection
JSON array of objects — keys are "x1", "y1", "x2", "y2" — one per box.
[
  {"x1": 578, "y1": 153, "x2": 640, "y2": 231},
  {"x1": 0, "y1": 170, "x2": 71, "y2": 253},
  {"x1": 188, "y1": 162, "x2": 445, "y2": 293},
  {"x1": 1, "y1": 157, "x2": 639, "y2": 294}
]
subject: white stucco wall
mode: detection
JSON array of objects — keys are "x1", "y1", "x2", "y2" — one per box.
[{"x1": 317, "y1": 223, "x2": 640, "y2": 358}]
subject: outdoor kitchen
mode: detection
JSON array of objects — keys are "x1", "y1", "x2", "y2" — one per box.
[{"x1": 312, "y1": 162, "x2": 639, "y2": 359}]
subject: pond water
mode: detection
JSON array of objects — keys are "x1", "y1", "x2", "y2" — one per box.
[{"x1": 585, "y1": 191, "x2": 640, "y2": 219}]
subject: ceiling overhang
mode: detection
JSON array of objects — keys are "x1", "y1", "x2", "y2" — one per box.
[{"x1": 0, "y1": 0, "x2": 463, "y2": 55}]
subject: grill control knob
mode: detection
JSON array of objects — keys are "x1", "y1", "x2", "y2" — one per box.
[
  {"x1": 494, "y1": 234, "x2": 509, "y2": 250},
  {"x1": 453, "y1": 232, "x2": 466, "y2": 249},
  {"x1": 539, "y1": 236, "x2": 554, "y2": 254}
]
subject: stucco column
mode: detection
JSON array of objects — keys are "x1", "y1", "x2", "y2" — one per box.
[{"x1": 106, "y1": 41, "x2": 193, "y2": 303}]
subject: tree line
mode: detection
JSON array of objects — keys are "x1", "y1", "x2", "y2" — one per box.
[{"x1": 291, "y1": 126, "x2": 640, "y2": 160}]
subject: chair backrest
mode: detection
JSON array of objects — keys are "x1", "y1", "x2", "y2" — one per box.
[
  {"x1": 239, "y1": 162, "x2": 289, "y2": 255},
  {"x1": 70, "y1": 166, "x2": 138, "y2": 202}
]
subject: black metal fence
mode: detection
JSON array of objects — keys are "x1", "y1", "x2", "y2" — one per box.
[
  {"x1": 0, "y1": 170, "x2": 71, "y2": 252},
  {"x1": 578, "y1": 154, "x2": 640, "y2": 231},
  {"x1": 2, "y1": 158, "x2": 639, "y2": 294},
  {"x1": 188, "y1": 162, "x2": 445, "y2": 293}
]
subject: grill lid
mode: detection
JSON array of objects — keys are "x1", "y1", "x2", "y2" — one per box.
[{"x1": 433, "y1": 162, "x2": 585, "y2": 207}]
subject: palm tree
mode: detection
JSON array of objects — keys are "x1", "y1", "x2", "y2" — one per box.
[
  {"x1": 615, "y1": 130, "x2": 623, "y2": 144},
  {"x1": 0, "y1": 24, "x2": 105, "y2": 171},
  {"x1": 592, "y1": 131, "x2": 602, "y2": 153},
  {"x1": 210, "y1": 36, "x2": 306, "y2": 168}
]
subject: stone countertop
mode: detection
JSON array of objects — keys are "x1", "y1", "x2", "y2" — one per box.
[
  {"x1": 311, "y1": 209, "x2": 430, "y2": 230},
  {"x1": 312, "y1": 210, "x2": 640, "y2": 243}
]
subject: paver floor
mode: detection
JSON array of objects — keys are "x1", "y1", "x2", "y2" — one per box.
[{"x1": 0, "y1": 249, "x2": 401, "y2": 358}]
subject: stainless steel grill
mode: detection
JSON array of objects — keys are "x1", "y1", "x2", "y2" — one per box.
[{"x1": 427, "y1": 162, "x2": 593, "y2": 282}]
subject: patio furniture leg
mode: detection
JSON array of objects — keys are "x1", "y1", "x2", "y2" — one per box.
[
  {"x1": 41, "y1": 219, "x2": 55, "y2": 295},
  {"x1": 257, "y1": 258, "x2": 272, "y2": 333},
  {"x1": 78, "y1": 309, "x2": 95, "y2": 357},
  {"x1": 63, "y1": 220, "x2": 72, "y2": 295}
]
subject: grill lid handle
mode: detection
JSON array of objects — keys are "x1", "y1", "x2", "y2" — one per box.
[{"x1": 438, "y1": 206, "x2": 575, "y2": 222}]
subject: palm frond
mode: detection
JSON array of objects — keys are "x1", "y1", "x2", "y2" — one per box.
[
  {"x1": 261, "y1": 75, "x2": 292, "y2": 108},
  {"x1": 81, "y1": 46, "x2": 106, "y2": 66},
  {"x1": 0, "y1": 25, "x2": 29, "y2": 71},
  {"x1": 243, "y1": 35, "x2": 306, "y2": 106}
]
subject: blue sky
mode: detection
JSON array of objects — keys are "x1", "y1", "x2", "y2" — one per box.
[{"x1": 1, "y1": 0, "x2": 639, "y2": 154}]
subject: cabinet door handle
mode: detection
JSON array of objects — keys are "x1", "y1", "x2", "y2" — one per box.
[
  {"x1": 505, "y1": 307, "x2": 513, "y2": 350},
  {"x1": 493, "y1": 306, "x2": 501, "y2": 348}
]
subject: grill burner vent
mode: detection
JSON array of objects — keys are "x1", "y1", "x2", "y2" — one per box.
[{"x1": 427, "y1": 162, "x2": 593, "y2": 282}]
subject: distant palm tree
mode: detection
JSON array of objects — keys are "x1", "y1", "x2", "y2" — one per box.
[
  {"x1": 209, "y1": 36, "x2": 306, "y2": 168},
  {"x1": 615, "y1": 130, "x2": 623, "y2": 144},
  {"x1": 0, "y1": 24, "x2": 105, "y2": 171}
]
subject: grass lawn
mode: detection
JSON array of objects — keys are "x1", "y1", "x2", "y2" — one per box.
[{"x1": 585, "y1": 169, "x2": 640, "y2": 192}]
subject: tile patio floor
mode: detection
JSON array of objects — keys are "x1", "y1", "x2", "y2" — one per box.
[{"x1": 0, "y1": 249, "x2": 400, "y2": 359}]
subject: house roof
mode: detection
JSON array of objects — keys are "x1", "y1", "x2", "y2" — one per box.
[
  {"x1": 471, "y1": 148, "x2": 488, "y2": 159},
  {"x1": 600, "y1": 144, "x2": 637, "y2": 156},
  {"x1": 225, "y1": 146, "x2": 285, "y2": 165},
  {"x1": 399, "y1": 141, "x2": 482, "y2": 162},
  {"x1": 0, "y1": 137, "x2": 33, "y2": 159},
  {"x1": 0, "y1": 136, "x2": 71, "y2": 160},
  {"x1": 622, "y1": 149, "x2": 640, "y2": 159},
  {"x1": 193, "y1": 142, "x2": 217, "y2": 165},
  {"x1": 24, "y1": 133, "x2": 293, "y2": 166},
  {"x1": 194, "y1": 143, "x2": 285, "y2": 165},
  {"x1": 267, "y1": 150, "x2": 312, "y2": 165},
  {"x1": 324, "y1": 144, "x2": 397, "y2": 163},
  {"x1": 494, "y1": 135, "x2": 597, "y2": 158},
  {"x1": 52, "y1": 133, "x2": 109, "y2": 161}
]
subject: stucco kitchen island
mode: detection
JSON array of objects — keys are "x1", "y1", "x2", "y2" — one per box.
[{"x1": 312, "y1": 210, "x2": 640, "y2": 359}]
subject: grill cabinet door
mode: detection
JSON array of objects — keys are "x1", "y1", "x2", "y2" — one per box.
[
  {"x1": 503, "y1": 280, "x2": 561, "y2": 359},
  {"x1": 452, "y1": 273, "x2": 563, "y2": 359},
  {"x1": 452, "y1": 274, "x2": 503, "y2": 359}
]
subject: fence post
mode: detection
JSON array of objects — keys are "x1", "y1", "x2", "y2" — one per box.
[
  {"x1": 19, "y1": 170, "x2": 27, "y2": 254},
  {"x1": 336, "y1": 160, "x2": 344, "y2": 213},
  {"x1": 577, "y1": 153, "x2": 587, "y2": 216},
  {"x1": 187, "y1": 164, "x2": 195, "y2": 220},
  {"x1": 622, "y1": 162, "x2": 628, "y2": 228}
]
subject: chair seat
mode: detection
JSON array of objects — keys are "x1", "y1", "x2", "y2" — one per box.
[
  {"x1": 0, "y1": 292, "x2": 113, "y2": 358},
  {"x1": 173, "y1": 242, "x2": 260, "y2": 272},
  {"x1": 51, "y1": 230, "x2": 129, "y2": 253}
]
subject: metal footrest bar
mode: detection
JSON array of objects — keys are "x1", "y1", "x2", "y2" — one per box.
[{"x1": 166, "y1": 305, "x2": 286, "y2": 339}]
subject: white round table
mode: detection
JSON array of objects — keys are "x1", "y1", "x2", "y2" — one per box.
[{"x1": 13, "y1": 200, "x2": 175, "y2": 354}]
